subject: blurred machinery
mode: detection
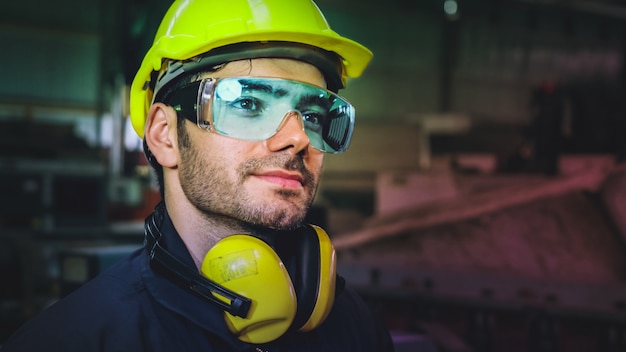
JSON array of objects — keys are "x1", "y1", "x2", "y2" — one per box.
[{"x1": 334, "y1": 159, "x2": 626, "y2": 352}]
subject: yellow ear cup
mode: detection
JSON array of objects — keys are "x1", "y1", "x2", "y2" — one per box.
[
  {"x1": 201, "y1": 235, "x2": 297, "y2": 344},
  {"x1": 299, "y1": 225, "x2": 337, "y2": 331}
]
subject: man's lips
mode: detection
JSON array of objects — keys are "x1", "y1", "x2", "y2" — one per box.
[{"x1": 252, "y1": 171, "x2": 304, "y2": 188}]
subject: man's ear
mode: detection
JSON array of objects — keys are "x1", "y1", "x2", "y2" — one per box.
[{"x1": 145, "y1": 103, "x2": 178, "y2": 168}]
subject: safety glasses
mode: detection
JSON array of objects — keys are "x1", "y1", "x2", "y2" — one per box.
[{"x1": 164, "y1": 77, "x2": 355, "y2": 153}]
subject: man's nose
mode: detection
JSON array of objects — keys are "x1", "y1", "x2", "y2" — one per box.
[{"x1": 265, "y1": 111, "x2": 311, "y2": 154}]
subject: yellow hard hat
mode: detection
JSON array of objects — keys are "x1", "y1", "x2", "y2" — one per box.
[{"x1": 129, "y1": 0, "x2": 373, "y2": 138}]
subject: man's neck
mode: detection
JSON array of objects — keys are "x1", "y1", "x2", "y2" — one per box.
[{"x1": 164, "y1": 198, "x2": 249, "y2": 269}]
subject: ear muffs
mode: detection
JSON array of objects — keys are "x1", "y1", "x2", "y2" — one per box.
[{"x1": 200, "y1": 225, "x2": 336, "y2": 344}]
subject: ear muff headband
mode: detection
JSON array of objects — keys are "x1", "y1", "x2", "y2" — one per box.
[
  {"x1": 276, "y1": 225, "x2": 319, "y2": 330},
  {"x1": 300, "y1": 225, "x2": 337, "y2": 331},
  {"x1": 273, "y1": 225, "x2": 336, "y2": 332}
]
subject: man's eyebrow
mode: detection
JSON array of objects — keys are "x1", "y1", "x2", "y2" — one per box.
[
  {"x1": 298, "y1": 94, "x2": 332, "y2": 109},
  {"x1": 240, "y1": 80, "x2": 288, "y2": 97}
]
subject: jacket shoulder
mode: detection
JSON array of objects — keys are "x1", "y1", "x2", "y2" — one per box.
[{"x1": 1, "y1": 249, "x2": 157, "y2": 351}]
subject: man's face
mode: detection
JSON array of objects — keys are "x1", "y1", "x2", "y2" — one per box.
[{"x1": 176, "y1": 58, "x2": 326, "y2": 230}]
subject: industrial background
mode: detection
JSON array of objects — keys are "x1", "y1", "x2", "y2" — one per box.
[{"x1": 2, "y1": 0, "x2": 626, "y2": 351}]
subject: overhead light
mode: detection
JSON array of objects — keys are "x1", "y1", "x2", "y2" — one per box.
[{"x1": 444, "y1": 0, "x2": 460, "y2": 20}]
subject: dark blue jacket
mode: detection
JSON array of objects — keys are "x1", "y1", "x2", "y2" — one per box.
[{"x1": 2, "y1": 211, "x2": 394, "y2": 351}]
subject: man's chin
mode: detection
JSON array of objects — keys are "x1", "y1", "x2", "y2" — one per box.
[
  {"x1": 247, "y1": 221, "x2": 304, "y2": 234},
  {"x1": 245, "y1": 210, "x2": 308, "y2": 232}
]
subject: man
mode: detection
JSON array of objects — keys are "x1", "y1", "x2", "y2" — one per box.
[{"x1": 2, "y1": 0, "x2": 394, "y2": 350}]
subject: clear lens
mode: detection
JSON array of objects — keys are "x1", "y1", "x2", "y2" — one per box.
[{"x1": 197, "y1": 77, "x2": 355, "y2": 153}]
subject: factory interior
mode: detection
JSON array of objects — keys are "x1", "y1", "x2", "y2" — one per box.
[{"x1": 2, "y1": 0, "x2": 626, "y2": 351}]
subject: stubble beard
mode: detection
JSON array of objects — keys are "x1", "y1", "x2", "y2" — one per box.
[{"x1": 177, "y1": 129, "x2": 319, "y2": 231}]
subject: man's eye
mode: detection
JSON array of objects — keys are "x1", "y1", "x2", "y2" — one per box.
[
  {"x1": 303, "y1": 112, "x2": 325, "y2": 131},
  {"x1": 228, "y1": 97, "x2": 263, "y2": 115}
]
